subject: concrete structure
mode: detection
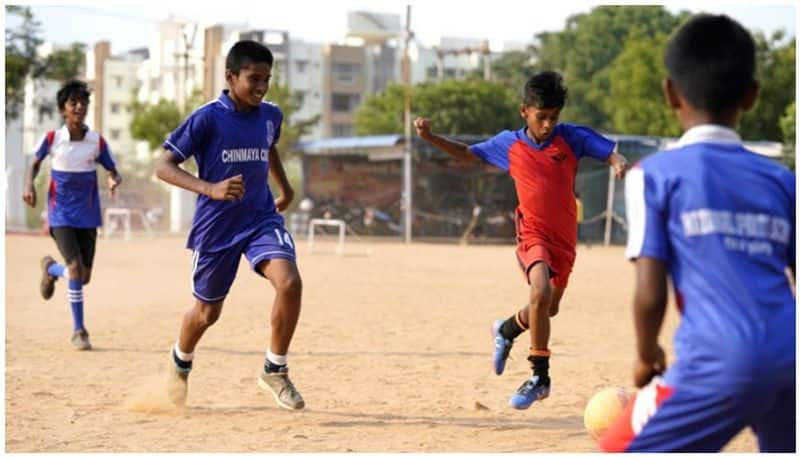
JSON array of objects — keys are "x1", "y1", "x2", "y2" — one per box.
[
  {"x1": 87, "y1": 45, "x2": 149, "y2": 163},
  {"x1": 323, "y1": 44, "x2": 365, "y2": 138},
  {"x1": 6, "y1": 42, "x2": 66, "y2": 230},
  {"x1": 288, "y1": 40, "x2": 325, "y2": 140}
]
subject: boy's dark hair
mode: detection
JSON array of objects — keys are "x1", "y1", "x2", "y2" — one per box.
[
  {"x1": 226, "y1": 40, "x2": 274, "y2": 74},
  {"x1": 523, "y1": 71, "x2": 568, "y2": 109},
  {"x1": 665, "y1": 14, "x2": 756, "y2": 114},
  {"x1": 57, "y1": 80, "x2": 91, "y2": 110}
]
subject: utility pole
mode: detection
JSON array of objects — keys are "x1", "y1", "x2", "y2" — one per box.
[
  {"x1": 175, "y1": 22, "x2": 197, "y2": 113},
  {"x1": 402, "y1": 4, "x2": 413, "y2": 244}
]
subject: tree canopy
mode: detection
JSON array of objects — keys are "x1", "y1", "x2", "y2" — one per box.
[{"x1": 355, "y1": 78, "x2": 520, "y2": 135}]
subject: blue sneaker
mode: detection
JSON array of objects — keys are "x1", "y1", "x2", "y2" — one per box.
[
  {"x1": 509, "y1": 375, "x2": 550, "y2": 409},
  {"x1": 492, "y1": 319, "x2": 513, "y2": 375}
]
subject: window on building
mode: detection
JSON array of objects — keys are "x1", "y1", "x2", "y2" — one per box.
[
  {"x1": 113, "y1": 76, "x2": 123, "y2": 88},
  {"x1": 295, "y1": 90, "x2": 306, "y2": 105},
  {"x1": 332, "y1": 123, "x2": 353, "y2": 137},
  {"x1": 333, "y1": 63, "x2": 360, "y2": 84},
  {"x1": 110, "y1": 103, "x2": 121, "y2": 114},
  {"x1": 331, "y1": 93, "x2": 360, "y2": 112},
  {"x1": 295, "y1": 60, "x2": 309, "y2": 73},
  {"x1": 110, "y1": 129, "x2": 121, "y2": 141},
  {"x1": 426, "y1": 66, "x2": 438, "y2": 79}
]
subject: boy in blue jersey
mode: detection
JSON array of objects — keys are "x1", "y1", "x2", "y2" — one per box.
[
  {"x1": 23, "y1": 80, "x2": 122, "y2": 350},
  {"x1": 155, "y1": 40, "x2": 304, "y2": 410},
  {"x1": 601, "y1": 15, "x2": 795, "y2": 452}
]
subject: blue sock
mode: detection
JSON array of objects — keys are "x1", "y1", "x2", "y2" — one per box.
[
  {"x1": 47, "y1": 262, "x2": 66, "y2": 278},
  {"x1": 68, "y1": 279, "x2": 84, "y2": 331}
]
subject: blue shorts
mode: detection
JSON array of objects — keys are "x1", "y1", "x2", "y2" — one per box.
[
  {"x1": 601, "y1": 375, "x2": 796, "y2": 452},
  {"x1": 190, "y1": 222, "x2": 297, "y2": 303}
]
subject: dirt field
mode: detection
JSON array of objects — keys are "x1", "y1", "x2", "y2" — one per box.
[{"x1": 5, "y1": 233, "x2": 757, "y2": 452}]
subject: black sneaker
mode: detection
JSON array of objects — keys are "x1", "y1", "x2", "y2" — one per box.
[{"x1": 40, "y1": 255, "x2": 58, "y2": 300}]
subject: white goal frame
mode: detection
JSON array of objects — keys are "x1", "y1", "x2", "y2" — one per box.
[{"x1": 307, "y1": 218, "x2": 346, "y2": 255}]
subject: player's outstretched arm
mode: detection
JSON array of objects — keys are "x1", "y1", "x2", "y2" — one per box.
[
  {"x1": 22, "y1": 157, "x2": 43, "y2": 207},
  {"x1": 414, "y1": 117, "x2": 479, "y2": 163},
  {"x1": 632, "y1": 256, "x2": 668, "y2": 388},
  {"x1": 607, "y1": 152, "x2": 629, "y2": 179},
  {"x1": 155, "y1": 150, "x2": 245, "y2": 202},
  {"x1": 268, "y1": 144, "x2": 294, "y2": 212}
]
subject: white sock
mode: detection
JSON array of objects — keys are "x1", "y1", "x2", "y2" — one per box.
[
  {"x1": 266, "y1": 350, "x2": 287, "y2": 366},
  {"x1": 174, "y1": 342, "x2": 194, "y2": 361}
]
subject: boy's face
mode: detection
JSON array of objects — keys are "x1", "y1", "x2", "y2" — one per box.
[
  {"x1": 520, "y1": 105, "x2": 560, "y2": 143},
  {"x1": 226, "y1": 62, "x2": 272, "y2": 110},
  {"x1": 61, "y1": 95, "x2": 89, "y2": 125}
]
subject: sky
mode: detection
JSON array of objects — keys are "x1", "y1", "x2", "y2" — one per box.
[{"x1": 6, "y1": 0, "x2": 798, "y2": 54}]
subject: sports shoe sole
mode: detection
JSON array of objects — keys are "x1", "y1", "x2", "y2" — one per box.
[
  {"x1": 40, "y1": 255, "x2": 57, "y2": 300},
  {"x1": 492, "y1": 319, "x2": 511, "y2": 375}
]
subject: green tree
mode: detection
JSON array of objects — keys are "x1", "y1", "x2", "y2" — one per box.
[
  {"x1": 353, "y1": 84, "x2": 405, "y2": 134},
  {"x1": 488, "y1": 48, "x2": 536, "y2": 97},
  {"x1": 267, "y1": 79, "x2": 321, "y2": 156},
  {"x1": 129, "y1": 97, "x2": 184, "y2": 152},
  {"x1": 533, "y1": 6, "x2": 686, "y2": 129},
  {"x1": 779, "y1": 100, "x2": 795, "y2": 169},
  {"x1": 605, "y1": 30, "x2": 681, "y2": 136},
  {"x1": 740, "y1": 32, "x2": 795, "y2": 141},
  {"x1": 354, "y1": 78, "x2": 519, "y2": 136},
  {"x1": 41, "y1": 42, "x2": 87, "y2": 82},
  {"x1": 5, "y1": 5, "x2": 43, "y2": 120}
]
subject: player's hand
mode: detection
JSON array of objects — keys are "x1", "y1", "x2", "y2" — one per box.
[
  {"x1": 633, "y1": 345, "x2": 666, "y2": 388},
  {"x1": 108, "y1": 173, "x2": 122, "y2": 197},
  {"x1": 609, "y1": 153, "x2": 629, "y2": 179},
  {"x1": 414, "y1": 117, "x2": 433, "y2": 139},
  {"x1": 208, "y1": 174, "x2": 245, "y2": 201},
  {"x1": 22, "y1": 184, "x2": 36, "y2": 207},
  {"x1": 274, "y1": 188, "x2": 294, "y2": 212}
]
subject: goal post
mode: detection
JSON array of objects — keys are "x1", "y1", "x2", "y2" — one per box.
[{"x1": 307, "y1": 218, "x2": 346, "y2": 255}]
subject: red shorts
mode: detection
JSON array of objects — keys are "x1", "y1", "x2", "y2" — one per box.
[{"x1": 515, "y1": 240, "x2": 576, "y2": 288}]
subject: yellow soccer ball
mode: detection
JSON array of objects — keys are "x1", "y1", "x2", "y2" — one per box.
[{"x1": 584, "y1": 387, "x2": 630, "y2": 442}]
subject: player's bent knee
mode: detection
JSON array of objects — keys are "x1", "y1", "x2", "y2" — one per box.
[
  {"x1": 529, "y1": 287, "x2": 552, "y2": 310},
  {"x1": 67, "y1": 263, "x2": 83, "y2": 280},
  {"x1": 276, "y1": 274, "x2": 303, "y2": 296},
  {"x1": 194, "y1": 303, "x2": 222, "y2": 328}
]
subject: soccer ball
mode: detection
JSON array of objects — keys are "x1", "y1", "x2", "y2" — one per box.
[
  {"x1": 584, "y1": 387, "x2": 630, "y2": 442},
  {"x1": 299, "y1": 198, "x2": 314, "y2": 212}
]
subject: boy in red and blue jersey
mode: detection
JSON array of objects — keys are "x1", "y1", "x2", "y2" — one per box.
[
  {"x1": 601, "y1": 15, "x2": 795, "y2": 452},
  {"x1": 156, "y1": 40, "x2": 305, "y2": 410},
  {"x1": 23, "y1": 80, "x2": 122, "y2": 350},
  {"x1": 415, "y1": 71, "x2": 629, "y2": 409}
]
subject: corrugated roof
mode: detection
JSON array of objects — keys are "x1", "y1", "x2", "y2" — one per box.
[{"x1": 295, "y1": 135, "x2": 404, "y2": 155}]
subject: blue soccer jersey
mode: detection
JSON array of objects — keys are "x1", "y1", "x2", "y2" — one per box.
[
  {"x1": 164, "y1": 90, "x2": 284, "y2": 253},
  {"x1": 625, "y1": 125, "x2": 795, "y2": 388},
  {"x1": 34, "y1": 125, "x2": 117, "y2": 228}
]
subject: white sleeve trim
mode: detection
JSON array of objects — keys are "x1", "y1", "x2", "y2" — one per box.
[{"x1": 625, "y1": 168, "x2": 646, "y2": 259}]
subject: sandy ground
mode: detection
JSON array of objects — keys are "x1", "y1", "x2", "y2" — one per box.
[{"x1": 5, "y1": 233, "x2": 758, "y2": 452}]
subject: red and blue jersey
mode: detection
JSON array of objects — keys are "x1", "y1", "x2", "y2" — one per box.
[
  {"x1": 164, "y1": 90, "x2": 284, "y2": 253},
  {"x1": 470, "y1": 123, "x2": 615, "y2": 251},
  {"x1": 34, "y1": 125, "x2": 117, "y2": 228},
  {"x1": 625, "y1": 125, "x2": 795, "y2": 389}
]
